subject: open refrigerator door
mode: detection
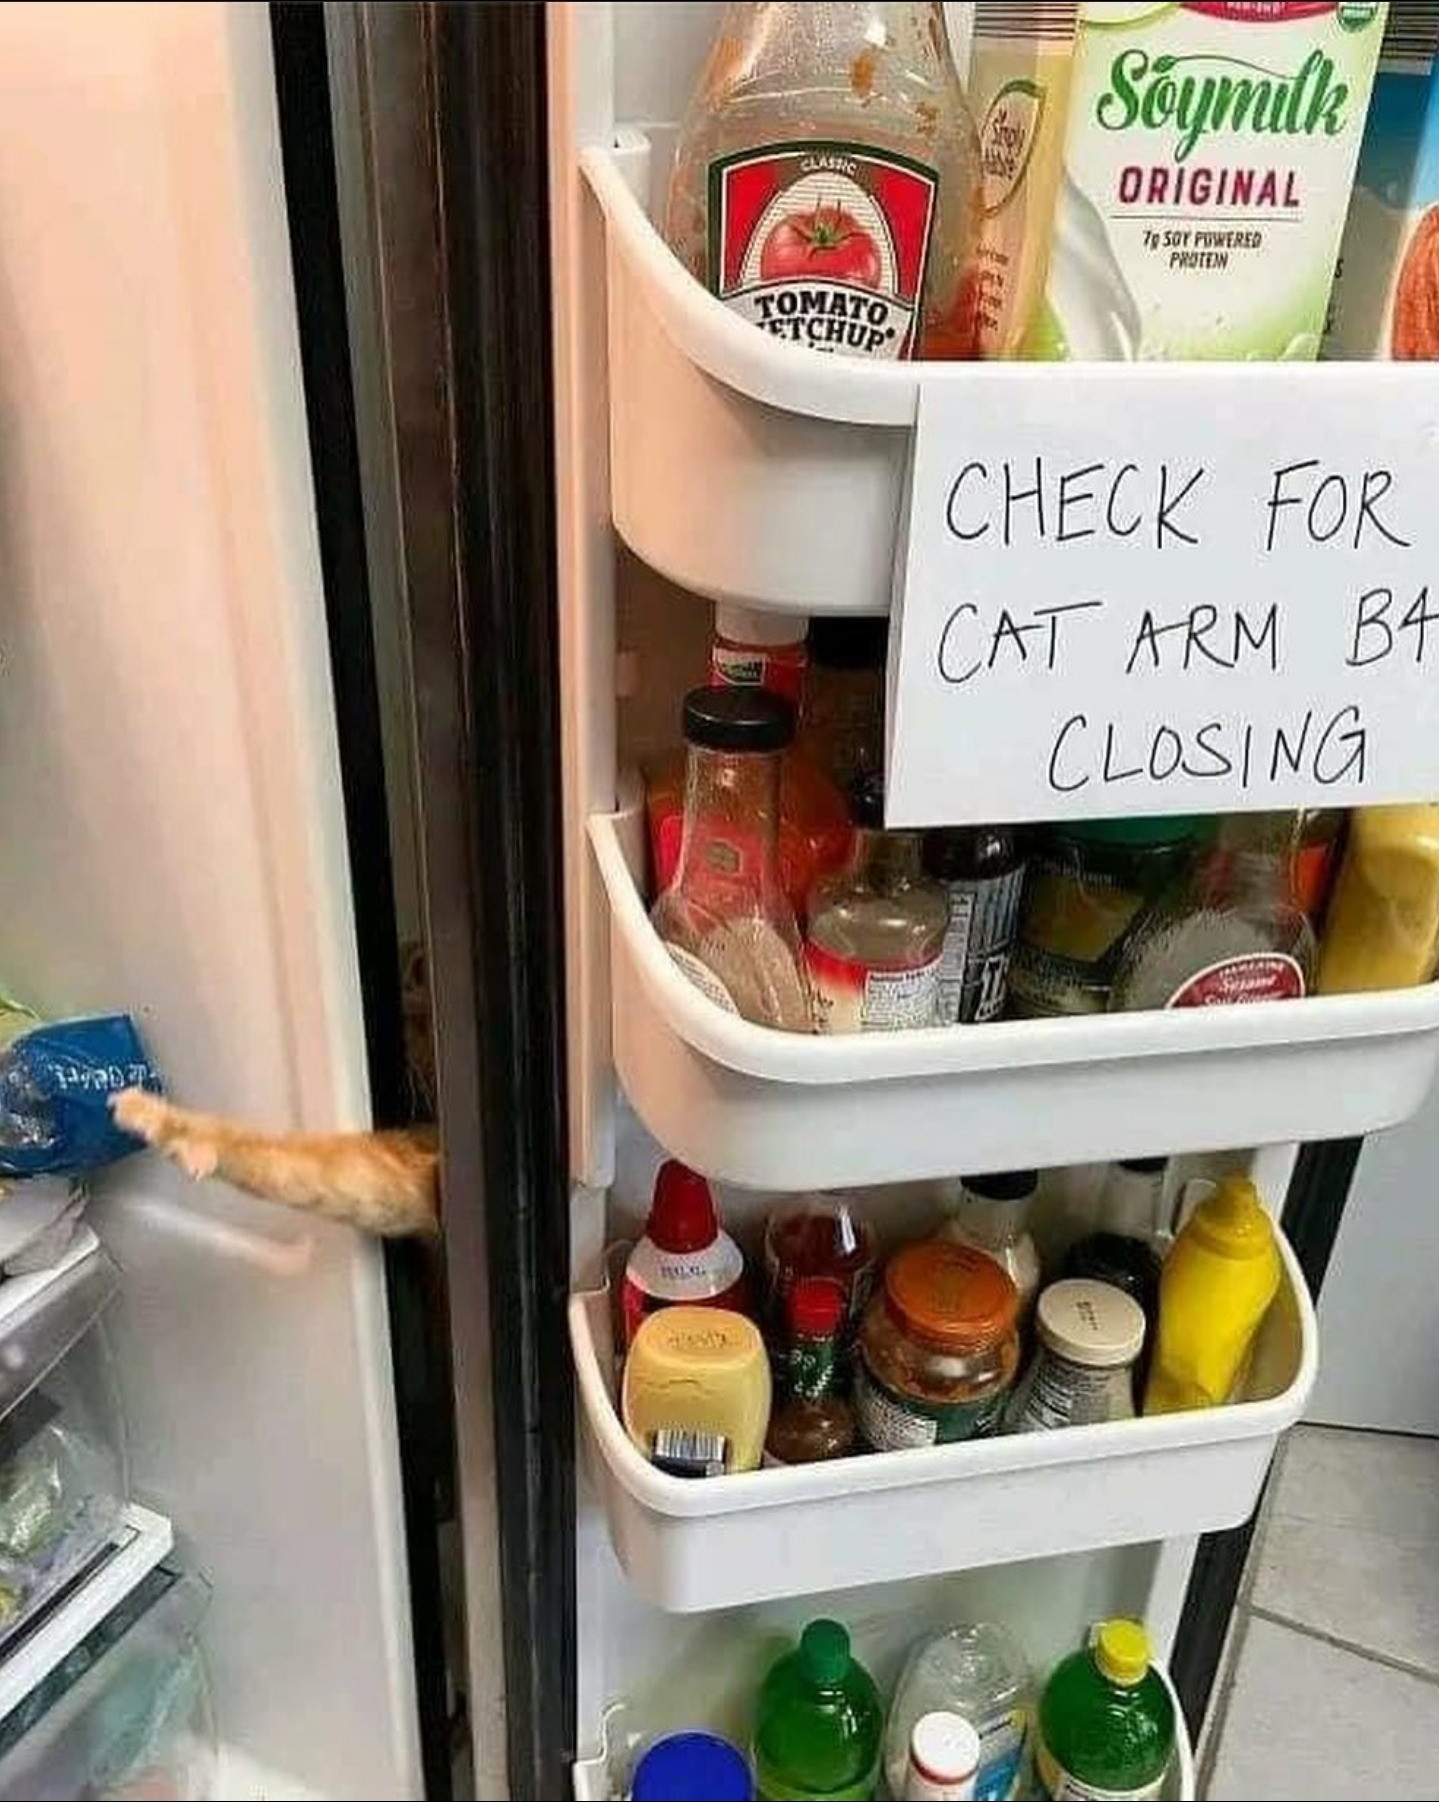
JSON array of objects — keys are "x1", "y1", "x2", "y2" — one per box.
[{"x1": 0, "y1": 6, "x2": 433, "y2": 1796}]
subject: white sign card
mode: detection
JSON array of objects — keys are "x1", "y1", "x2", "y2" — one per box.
[{"x1": 886, "y1": 365, "x2": 1439, "y2": 827}]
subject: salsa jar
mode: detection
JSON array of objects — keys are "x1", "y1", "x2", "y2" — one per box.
[{"x1": 855, "y1": 1241, "x2": 1019, "y2": 1450}]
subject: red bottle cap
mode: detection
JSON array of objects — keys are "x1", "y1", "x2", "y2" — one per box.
[
  {"x1": 787, "y1": 1276, "x2": 845, "y2": 1339},
  {"x1": 645, "y1": 1160, "x2": 721, "y2": 1254}
]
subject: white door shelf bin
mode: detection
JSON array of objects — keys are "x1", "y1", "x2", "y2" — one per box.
[
  {"x1": 572, "y1": 1669, "x2": 1199, "y2": 1801},
  {"x1": 568, "y1": 1224, "x2": 1316, "y2": 1614},
  {"x1": 590, "y1": 791, "x2": 1439, "y2": 1188},
  {"x1": 583, "y1": 140, "x2": 1439, "y2": 617}
]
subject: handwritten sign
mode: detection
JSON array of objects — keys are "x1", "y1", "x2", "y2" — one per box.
[{"x1": 886, "y1": 366, "x2": 1439, "y2": 827}]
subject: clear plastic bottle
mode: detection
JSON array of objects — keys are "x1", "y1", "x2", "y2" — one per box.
[
  {"x1": 1110, "y1": 830, "x2": 1316, "y2": 1013},
  {"x1": 764, "y1": 1192, "x2": 878, "y2": 1352},
  {"x1": 753, "y1": 1619, "x2": 884, "y2": 1801},
  {"x1": 884, "y1": 1622, "x2": 1033, "y2": 1802},
  {"x1": 805, "y1": 773, "x2": 949, "y2": 1032},
  {"x1": 936, "y1": 1171, "x2": 1041, "y2": 1328},
  {"x1": 1036, "y1": 1621, "x2": 1174, "y2": 1802},
  {"x1": 666, "y1": 4, "x2": 983, "y2": 361},
  {"x1": 652, "y1": 686, "x2": 813, "y2": 1031}
]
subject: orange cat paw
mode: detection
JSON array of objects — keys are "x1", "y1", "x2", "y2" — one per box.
[
  {"x1": 170, "y1": 1136, "x2": 218, "y2": 1181},
  {"x1": 111, "y1": 1087, "x2": 170, "y2": 1143}
]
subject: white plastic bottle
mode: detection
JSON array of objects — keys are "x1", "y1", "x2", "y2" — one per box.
[
  {"x1": 937, "y1": 1173, "x2": 1041, "y2": 1326},
  {"x1": 884, "y1": 1622, "x2": 1033, "y2": 1802},
  {"x1": 902, "y1": 1712, "x2": 981, "y2": 1800}
]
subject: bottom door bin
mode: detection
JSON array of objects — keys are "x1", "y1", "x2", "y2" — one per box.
[
  {"x1": 569, "y1": 1226, "x2": 1316, "y2": 1613},
  {"x1": 573, "y1": 1662, "x2": 1196, "y2": 1801},
  {"x1": 0, "y1": 1564, "x2": 214, "y2": 1800}
]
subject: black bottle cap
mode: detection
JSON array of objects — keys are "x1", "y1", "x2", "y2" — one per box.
[
  {"x1": 1119, "y1": 1156, "x2": 1169, "y2": 1175},
  {"x1": 810, "y1": 616, "x2": 889, "y2": 670},
  {"x1": 962, "y1": 1170, "x2": 1039, "y2": 1202},
  {"x1": 682, "y1": 684, "x2": 795, "y2": 753},
  {"x1": 850, "y1": 769, "x2": 886, "y2": 829}
]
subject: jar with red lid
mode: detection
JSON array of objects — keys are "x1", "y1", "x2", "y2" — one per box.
[{"x1": 855, "y1": 1241, "x2": 1019, "y2": 1450}]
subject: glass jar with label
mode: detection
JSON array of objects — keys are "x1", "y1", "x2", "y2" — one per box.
[
  {"x1": 1009, "y1": 818, "x2": 1201, "y2": 1018},
  {"x1": 1110, "y1": 831, "x2": 1316, "y2": 1013},
  {"x1": 666, "y1": 4, "x2": 983, "y2": 361},
  {"x1": 651, "y1": 686, "x2": 813, "y2": 1031},
  {"x1": 1006, "y1": 1280, "x2": 1146, "y2": 1435},
  {"x1": 805, "y1": 773, "x2": 949, "y2": 1033},
  {"x1": 924, "y1": 826, "x2": 1027, "y2": 1024},
  {"x1": 856, "y1": 1241, "x2": 1020, "y2": 1449}
]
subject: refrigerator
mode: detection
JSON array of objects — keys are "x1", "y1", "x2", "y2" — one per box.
[{"x1": 0, "y1": 3, "x2": 1425, "y2": 1800}]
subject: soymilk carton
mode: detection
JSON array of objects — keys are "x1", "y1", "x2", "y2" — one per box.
[
  {"x1": 1324, "y1": 4, "x2": 1439, "y2": 357},
  {"x1": 990, "y1": 1, "x2": 1389, "y2": 359}
]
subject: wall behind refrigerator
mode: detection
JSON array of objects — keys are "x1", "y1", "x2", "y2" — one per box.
[{"x1": 0, "y1": 5, "x2": 420, "y2": 1795}]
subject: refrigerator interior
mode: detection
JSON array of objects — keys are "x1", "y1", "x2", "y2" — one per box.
[
  {"x1": 550, "y1": 3, "x2": 1314, "y2": 1788},
  {"x1": 0, "y1": 6, "x2": 422, "y2": 1796}
]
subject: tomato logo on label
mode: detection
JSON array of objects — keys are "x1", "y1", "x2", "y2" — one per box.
[{"x1": 758, "y1": 205, "x2": 882, "y2": 287}]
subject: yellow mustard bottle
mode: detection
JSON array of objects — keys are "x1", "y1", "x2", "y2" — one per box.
[
  {"x1": 1318, "y1": 805, "x2": 1439, "y2": 995},
  {"x1": 1144, "y1": 1175, "x2": 1280, "y2": 1416}
]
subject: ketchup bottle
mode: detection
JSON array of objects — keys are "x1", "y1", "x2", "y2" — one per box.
[{"x1": 621, "y1": 1160, "x2": 750, "y2": 1348}]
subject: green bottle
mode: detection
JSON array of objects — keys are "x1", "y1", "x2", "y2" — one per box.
[
  {"x1": 753, "y1": 1619, "x2": 883, "y2": 1801},
  {"x1": 1036, "y1": 1620, "x2": 1174, "y2": 1801}
]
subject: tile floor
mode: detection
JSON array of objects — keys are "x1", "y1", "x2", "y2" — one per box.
[{"x1": 1201, "y1": 1423, "x2": 1439, "y2": 1799}]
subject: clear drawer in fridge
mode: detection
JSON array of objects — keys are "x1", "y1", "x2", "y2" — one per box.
[
  {"x1": 0, "y1": 1231, "x2": 131, "y2": 1665},
  {"x1": 0, "y1": 1562, "x2": 213, "y2": 1800},
  {"x1": 568, "y1": 1223, "x2": 1315, "y2": 1613}
]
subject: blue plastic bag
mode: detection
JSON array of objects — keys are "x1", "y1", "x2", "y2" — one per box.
[{"x1": 0, "y1": 1017, "x2": 161, "y2": 1179}]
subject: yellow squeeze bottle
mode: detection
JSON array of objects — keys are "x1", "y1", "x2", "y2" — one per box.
[
  {"x1": 1144, "y1": 1176, "x2": 1280, "y2": 1417},
  {"x1": 1318, "y1": 805, "x2": 1439, "y2": 996}
]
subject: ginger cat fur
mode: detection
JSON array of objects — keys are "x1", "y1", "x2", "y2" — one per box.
[{"x1": 110, "y1": 1089, "x2": 439, "y2": 1238}]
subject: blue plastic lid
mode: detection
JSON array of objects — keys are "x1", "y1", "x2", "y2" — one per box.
[{"x1": 631, "y1": 1731, "x2": 754, "y2": 1801}]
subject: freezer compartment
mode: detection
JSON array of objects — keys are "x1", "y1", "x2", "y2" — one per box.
[
  {"x1": 0, "y1": 1561, "x2": 212, "y2": 1800},
  {"x1": 591, "y1": 794, "x2": 1439, "y2": 1185},
  {"x1": 568, "y1": 1216, "x2": 1314, "y2": 1612}
]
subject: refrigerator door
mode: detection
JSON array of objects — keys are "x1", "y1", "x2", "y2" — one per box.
[{"x1": 0, "y1": 5, "x2": 422, "y2": 1794}]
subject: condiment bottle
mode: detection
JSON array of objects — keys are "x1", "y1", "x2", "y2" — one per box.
[
  {"x1": 621, "y1": 1159, "x2": 750, "y2": 1348},
  {"x1": 1009, "y1": 818, "x2": 1201, "y2": 1017},
  {"x1": 647, "y1": 607, "x2": 851, "y2": 915},
  {"x1": 1110, "y1": 828, "x2": 1316, "y2": 1013},
  {"x1": 936, "y1": 1171, "x2": 1041, "y2": 1329},
  {"x1": 805, "y1": 773, "x2": 948, "y2": 1032},
  {"x1": 884, "y1": 1622, "x2": 1033, "y2": 1802},
  {"x1": 1144, "y1": 1174, "x2": 1281, "y2": 1417},
  {"x1": 622, "y1": 1307, "x2": 772, "y2": 1476},
  {"x1": 763, "y1": 1192, "x2": 877, "y2": 1357},
  {"x1": 631, "y1": 1733, "x2": 755, "y2": 1802},
  {"x1": 1217, "y1": 809, "x2": 1345, "y2": 924},
  {"x1": 752, "y1": 1619, "x2": 884, "y2": 1802},
  {"x1": 1318, "y1": 803, "x2": 1439, "y2": 994},
  {"x1": 652, "y1": 686, "x2": 813, "y2": 1030},
  {"x1": 902, "y1": 1712, "x2": 982, "y2": 1800},
  {"x1": 1036, "y1": 1621, "x2": 1175, "y2": 1802},
  {"x1": 666, "y1": 5, "x2": 983, "y2": 361},
  {"x1": 1006, "y1": 1280, "x2": 1146, "y2": 1434},
  {"x1": 764, "y1": 1277, "x2": 856, "y2": 1465},
  {"x1": 1094, "y1": 1156, "x2": 1168, "y2": 1244},
  {"x1": 855, "y1": 1241, "x2": 1020, "y2": 1448},
  {"x1": 924, "y1": 826, "x2": 1028, "y2": 1023},
  {"x1": 802, "y1": 617, "x2": 888, "y2": 797}
]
